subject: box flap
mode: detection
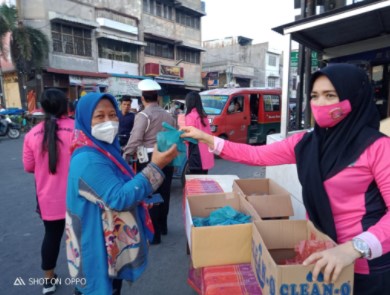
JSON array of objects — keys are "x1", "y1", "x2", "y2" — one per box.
[
  {"x1": 237, "y1": 194, "x2": 260, "y2": 220},
  {"x1": 185, "y1": 198, "x2": 193, "y2": 252},
  {"x1": 192, "y1": 223, "x2": 252, "y2": 268},
  {"x1": 247, "y1": 194, "x2": 294, "y2": 218},
  {"x1": 187, "y1": 193, "x2": 238, "y2": 217},
  {"x1": 254, "y1": 220, "x2": 309, "y2": 249},
  {"x1": 233, "y1": 178, "x2": 290, "y2": 197}
]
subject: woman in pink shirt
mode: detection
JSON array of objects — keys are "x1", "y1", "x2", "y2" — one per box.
[
  {"x1": 23, "y1": 89, "x2": 74, "y2": 295},
  {"x1": 181, "y1": 64, "x2": 390, "y2": 295},
  {"x1": 184, "y1": 91, "x2": 214, "y2": 174}
]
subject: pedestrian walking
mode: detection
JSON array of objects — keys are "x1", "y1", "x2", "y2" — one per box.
[{"x1": 22, "y1": 88, "x2": 74, "y2": 295}]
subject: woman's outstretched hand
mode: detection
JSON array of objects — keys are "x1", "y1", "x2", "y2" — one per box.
[
  {"x1": 151, "y1": 144, "x2": 178, "y2": 169},
  {"x1": 180, "y1": 126, "x2": 214, "y2": 148},
  {"x1": 302, "y1": 241, "x2": 360, "y2": 283}
]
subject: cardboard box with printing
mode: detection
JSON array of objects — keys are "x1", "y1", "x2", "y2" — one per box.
[
  {"x1": 233, "y1": 179, "x2": 294, "y2": 220},
  {"x1": 185, "y1": 192, "x2": 258, "y2": 268},
  {"x1": 252, "y1": 220, "x2": 354, "y2": 295}
]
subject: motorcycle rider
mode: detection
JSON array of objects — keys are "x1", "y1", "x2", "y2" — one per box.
[{"x1": 0, "y1": 115, "x2": 10, "y2": 134}]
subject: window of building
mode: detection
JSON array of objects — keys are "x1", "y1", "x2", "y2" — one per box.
[
  {"x1": 98, "y1": 38, "x2": 138, "y2": 63},
  {"x1": 143, "y1": 0, "x2": 173, "y2": 20},
  {"x1": 176, "y1": 10, "x2": 200, "y2": 30},
  {"x1": 177, "y1": 47, "x2": 200, "y2": 64},
  {"x1": 268, "y1": 77, "x2": 277, "y2": 88},
  {"x1": 145, "y1": 39, "x2": 174, "y2": 59},
  {"x1": 268, "y1": 54, "x2": 277, "y2": 66},
  {"x1": 263, "y1": 95, "x2": 280, "y2": 112},
  {"x1": 51, "y1": 22, "x2": 92, "y2": 57}
]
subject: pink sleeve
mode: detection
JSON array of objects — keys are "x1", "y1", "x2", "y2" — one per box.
[
  {"x1": 213, "y1": 132, "x2": 306, "y2": 166},
  {"x1": 185, "y1": 113, "x2": 197, "y2": 127},
  {"x1": 363, "y1": 137, "x2": 390, "y2": 258},
  {"x1": 23, "y1": 133, "x2": 35, "y2": 173}
]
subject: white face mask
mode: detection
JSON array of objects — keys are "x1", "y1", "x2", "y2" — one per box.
[{"x1": 91, "y1": 121, "x2": 119, "y2": 144}]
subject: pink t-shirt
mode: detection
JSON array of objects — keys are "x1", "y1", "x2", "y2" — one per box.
[
  {"x1": 23, "y1": 117, "x2": 74, "y2": 220},
  {"x1": 213, "y1": 132, "x2": 390, "y2": 274},
  {"x1": 185, "y1": 109, "x2": 214, "y2": 170}
]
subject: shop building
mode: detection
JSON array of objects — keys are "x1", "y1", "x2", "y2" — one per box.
[
  {"x1": 141, "y1": 0, "x2": 206, "y2": 107},
  {"x1": 202, "y1": 36, "x2": 282, "y2": 90},
  {"x1": 5, "y1": 0, "x2": 205, "y2": 107}
]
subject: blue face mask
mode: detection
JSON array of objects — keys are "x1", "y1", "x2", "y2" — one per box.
[{"x1": 91, "y1": 121, "x2": 119, "y2": 144}]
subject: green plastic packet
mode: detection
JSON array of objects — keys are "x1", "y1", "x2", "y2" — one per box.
[{"x1": 156, "y1": 122, "x2": 197, "y2": 166}]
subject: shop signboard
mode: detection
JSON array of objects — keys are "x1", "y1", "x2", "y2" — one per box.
[{"x1": 290, "y1": 51, "x2": 318, "y2": 68}]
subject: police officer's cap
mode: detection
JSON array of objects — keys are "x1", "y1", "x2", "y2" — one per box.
[{"x1": 138, "y1": 79, "x2": 161, "y2": 91}]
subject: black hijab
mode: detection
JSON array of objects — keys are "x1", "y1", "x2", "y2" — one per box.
[{"x1": 294, "y1": 63, "x2": 384, "y2": 242}]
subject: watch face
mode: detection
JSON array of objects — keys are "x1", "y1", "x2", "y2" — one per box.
[{"x1": 353, "y1": 238, "x2": 370, "y2": 257}]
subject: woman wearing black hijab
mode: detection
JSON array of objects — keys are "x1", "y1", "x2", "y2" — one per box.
[{"x1": 180, "y1": 64, "x2": 390, "y2": 294}]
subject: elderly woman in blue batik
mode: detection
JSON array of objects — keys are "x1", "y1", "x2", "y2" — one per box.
[{"x1": 66, "y1": 92, "x2": 177, "y2": 295}]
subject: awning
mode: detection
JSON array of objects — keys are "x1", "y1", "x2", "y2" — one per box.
[
  {"x1": 109, "y1": 73, "x2": 148, "y2": 80},
  {"x1": 144, "y1": 32, "x2": 180, "y2": 44},
  {"x1": 177, "y1": 42, "x2": 206, "y2": 52},
  {"x1": 185, "y1": 81, "x2": 204, "y2": 91},
  {"x1": 96, "y1": 17, "x2": 138, "y2": 35},
  {"x1": 234, "y1": 74, "x2": 255, "y2": 79},
  {"x1": 273, "y1": 0, "x2": 390, "y2": 59},
  {"x1": 155, "y1": 77, "x2": 185, "y2": 86},
  {"x1": 48, "y1": 11, "x2": 99, "y2": 28},
  {"x1": 46, "y1": 67, "x2": 109, "y2": 78},
  {"x1": 96, "y1": 31, "x2": 147, "y2": 46},
  {"x1": 174, "y1": 2, "x2": 206, "y2": 16}
]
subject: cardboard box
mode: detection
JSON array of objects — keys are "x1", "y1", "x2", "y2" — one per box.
[
  {"x1": 252, "y1": 220, "x2": 354, "y2": 295},
  {"x1": 185, "y1": 192, "x2": 258, "y2": 268},
  {"x1": 233, "y1": 179, "x2": 294, "y2": 220},
  {"x1": 380, "y1": 117, "x2": 390, "y2": 136}
]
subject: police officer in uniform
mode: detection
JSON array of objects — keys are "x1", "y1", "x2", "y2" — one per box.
[{"x1": 123, "y1": 80, "x2": 175, "y2": 244}]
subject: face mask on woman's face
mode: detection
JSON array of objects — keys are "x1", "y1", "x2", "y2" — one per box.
[
  {"x1": 311, "y1": 99, "x2": 352, "y2": 128},
  {"x1": 91, "y1": 121, "x2": 119, "y2": 144}
]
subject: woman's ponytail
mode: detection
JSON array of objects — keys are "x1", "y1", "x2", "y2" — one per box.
[{"x1": 40, "y1": 89, "x2": 68, "y2": 174}]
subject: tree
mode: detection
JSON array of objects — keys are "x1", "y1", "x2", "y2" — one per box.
[{"x1": 0, "y1": 4, "x2": 49, "y2": 109}]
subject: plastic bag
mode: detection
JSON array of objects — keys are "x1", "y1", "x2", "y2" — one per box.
[
  {"x1": 193, "y1": 206, "x2": 251, "y2": 227},
  {"x1": 156, "y1": 122, "x2": 197, "y2": 166}
]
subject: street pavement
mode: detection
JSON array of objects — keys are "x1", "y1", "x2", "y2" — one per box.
[{"x1": 0, "y1": 134, "x2": 265, "y2": 295}]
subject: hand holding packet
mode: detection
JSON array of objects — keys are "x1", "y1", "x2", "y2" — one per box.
[
  {"x1": 156, "y1": 122, "x2": 197, "y2": 166},
  {"x1": 144, "y1": 193, "x2": 164, "y2": 205}
]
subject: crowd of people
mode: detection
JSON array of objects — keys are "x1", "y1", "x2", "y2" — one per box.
[
  {"x1": 21, "y1": 63, "x2": 390, "y2": 295},
  {"x1": 22, "y1": 79, "x2": 214, "y2": 294}
]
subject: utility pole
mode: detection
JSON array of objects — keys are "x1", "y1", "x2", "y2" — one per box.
[
  {"x1": 0, "y1": 54, "x2": 5, "y2": 107},
  {"x1": 303, "y1": 0, "x2": 315, "y2": 129},
  {"x1": 295, "y1": 0, "x2": 307, "y2": 130},
  {"x1": 296, "y1": 0, "x2": 316, "y2": 130},
  {"x1": 15, "y1": 0, "x2": 27, "y2": 109}
]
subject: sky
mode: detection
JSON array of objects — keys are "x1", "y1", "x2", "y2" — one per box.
[{"x1": 201, "y1": 0, "x2": 299, "y2": 51}]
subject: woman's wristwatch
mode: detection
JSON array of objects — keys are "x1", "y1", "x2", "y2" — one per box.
[{"x1": 352, "y1": 238, "x2": 371, "y2": 259}]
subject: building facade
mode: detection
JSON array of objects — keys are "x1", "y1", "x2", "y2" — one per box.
[
  {"x1": 141, "y1": 0, "x2": 205, "y2": 107},
  {"x1": 4, "y1": 0, "x2": 205, "y2": 107},
  {"x1": 202, "y1": 36, "x2": 282, "y2": 90}
]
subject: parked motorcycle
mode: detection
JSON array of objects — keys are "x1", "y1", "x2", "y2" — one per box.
[{"x1": 0, "y1": 109, "x2": 22, "y2": 139}]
